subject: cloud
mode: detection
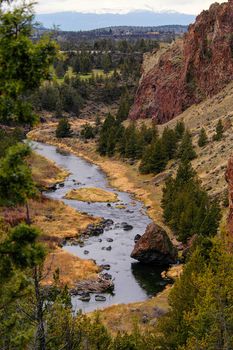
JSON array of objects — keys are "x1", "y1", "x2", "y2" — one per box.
[{"x1": 35, "y1": 0, "x2": 226, "y2": 15}]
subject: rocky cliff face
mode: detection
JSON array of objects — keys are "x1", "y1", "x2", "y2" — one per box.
[{"x1": 130, "y1": 0, "x2": 233, "y2": 123}]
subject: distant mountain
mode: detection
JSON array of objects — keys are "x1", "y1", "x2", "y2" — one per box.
[{"x1": 36, "y1": 11, "x2": 195, "y2": 32}]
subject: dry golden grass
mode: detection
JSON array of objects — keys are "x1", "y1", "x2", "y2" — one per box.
[
  {"x1": 28, "y1": 152, "x2": 69, "y2": 189},
  {"x1": 43, "y1": 248, "x2": 99, "y2": 288},
  {"x1": 30, "y1": 197, "x2": 100, "y2": 240},
  {"x1": 91, "y1": 286, "x2": 171, "y2": 334},
  {"x1": 65, "y1": 187, "x2": 118, "y2": 203}
]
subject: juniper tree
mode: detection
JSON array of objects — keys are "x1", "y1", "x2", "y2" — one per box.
[
  {"x1": 56, "y1": 117, "x2": 72, "y2": 138},
  {"x1": 198, "y1": 128, "x2": 208, "y2": 147},
  {"x1": 213, "y1": 119, "x2": 224, "y2": 141}
]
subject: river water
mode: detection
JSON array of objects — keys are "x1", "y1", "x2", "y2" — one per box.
[{"x1": 32, "y1": 141, "x2": 168, "y2": 313}]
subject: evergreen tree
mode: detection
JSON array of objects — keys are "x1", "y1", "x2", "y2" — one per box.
[
  {"x1": 80, "y1": 123, "x2": 95, "y2": 140},
  {"x1": 177, "y1": 130, "x2": 196, "y2": 161},
  {"x1": 56, "y1": 118, "x2": 72, "y2": 138},
  {"x1": 213, "y1": 119, "x2": 224, "y2": 141},
  {"x1": 116, "y1": 90, "x2": 131, "y2": 122},
  {"x1": 198, "y1": 128, "x2": 208, "y2": 147},
  {"x1": 140, "y1": 139, "x2": 168, "y2": 174},
  {"x1": 162, "y1": 160, "x2": 221, "y2": 243},
  {"x1": 161, "y1": 127, "x2": 178, "y2": 160},
  {"x1": 175, "y1": 120, "x2": 185, "y2": 139},
  {"x1": 0, "y1": 2, "x2": 58, "y2": 124},
  {"x1": 97, "y1": 113, "x2": 116, "y2": 155}
]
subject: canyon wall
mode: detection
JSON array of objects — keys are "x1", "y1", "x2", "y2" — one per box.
[{"x1": 130, "y1": 0, "x2": 233, "y2": 123}]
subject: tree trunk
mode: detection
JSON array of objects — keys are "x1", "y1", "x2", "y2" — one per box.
[
  {"x1": 25, "y1": 202, "x2": 31, "y2": 225},
  {"x1": 34, "y1": 266, "x2": 46, "y2": 350}
]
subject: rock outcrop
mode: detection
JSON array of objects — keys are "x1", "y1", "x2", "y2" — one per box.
[
  {"x1": 130, "y1": 0, "x2": 233, "y2": 123},
  {"x1": 131, "y1": 223, "x2": 177, "y2": 265}
]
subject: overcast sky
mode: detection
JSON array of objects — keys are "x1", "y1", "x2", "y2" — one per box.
[{"x1": 35, "y1": 0, "x2": 226, "y2": 15}]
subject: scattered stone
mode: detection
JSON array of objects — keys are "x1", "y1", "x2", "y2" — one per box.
[
  {"x1": 73, "y1": 275, "x2": 114, "y2": 293},
  {"x1": 100, "y1": 264, "x2": 111, "y2": 271},
  {"x1": 106, "y1": 246, "x2": 112, "y2": 251},
  {"x1": 84, "y1": 250, "x2": 89, "y2": 255},
  {"x1": 106, "y1": 238, "x2": 114, "y2": 243},
  {"x1": 100, "y1": 273, "x2": 112, "y2": 280},
  {"x1": 79, "y1": 293, "x2": 91, "y2": 302},
  {"x1": 95, "y1": 295, "x2": 106, "y2": 302}
]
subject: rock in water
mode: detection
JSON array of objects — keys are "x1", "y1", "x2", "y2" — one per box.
[{"x1": 131, "y1": 223, "x2": 177, "y2": 265}]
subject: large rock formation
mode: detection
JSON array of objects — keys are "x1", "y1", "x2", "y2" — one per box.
[
  {"x1": 130, "y1": 0, "x2": 233, "y2": 123},
  {"x1": 131, "y1": 223, "x2": 177, "y2": 265}
]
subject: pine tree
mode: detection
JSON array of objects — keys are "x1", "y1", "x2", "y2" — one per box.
[
  {"x1": 198, "y1": 128, "x2": 208, "y2": 147},
  {"x1": 140, "y1": 139, "x2": 168, "y2": 174},
  {"x1": 177, "y1": 130, "x2": 196, "y2": 161},
  {"x1": 213, "y1": 119, "x2": 224, "y2": 141},
  {"x1": 175, "y1": 120, "x2": 185, "y2": 139},
  {"x1": 161, "y1": 127, "x2": 178, "y2": 160},
  {"x1": 0, "y1": 2, "x2": 58, "y2": 125},
  {"x1": 116, "y1": 90, "x2": 131, "y2": 122},
  {"x1": 56, "y1": 118, "x2": 72, "y2": 138}
]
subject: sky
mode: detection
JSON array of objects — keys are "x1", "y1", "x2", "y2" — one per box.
[{"x1": 35, "y1": 0, "x2": 226, "y2": 15}]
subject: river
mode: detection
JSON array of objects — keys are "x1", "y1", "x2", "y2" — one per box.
[{"x1": 32, "y1": 141, "x2": 168, "y2": 313}]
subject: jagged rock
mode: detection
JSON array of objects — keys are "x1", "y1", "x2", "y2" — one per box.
[
  {"x1": 131, "y1": 223, "x2": 177, "y2": 265},
  {"x1": 130, "y1": 1, "x2": 233, "y2": 123},
  {"x1": 95, "y1": 295, "x2": 106, "y2": 302},
  {"x1": 73, "y1": 275, "x2": 114, "y2": 294},
  {"x1": 78, "y1": 293, "x2": 91, "y2": 302},
  {"x1": 121, "y1": 222, "x2": 134, "y2": 231},
  {"x1": 100, "y1": 264, "x2": 111, "y2": 271},
  {"x1": 106, "y1": 238, "x2": 113, "y2": 242}
]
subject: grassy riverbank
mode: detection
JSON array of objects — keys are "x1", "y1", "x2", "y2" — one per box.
[
  {"x1": 2, "y1": 151, "x2": 101, "y2": 288},
  {"x1": 28, "y1": 121, "x2": 173, "y2": 240}
]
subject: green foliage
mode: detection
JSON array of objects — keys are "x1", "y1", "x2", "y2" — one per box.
[
  {"x1": 116, "y1": 90, "x2": 131, "y2": 122},
  {"x1": 177, "y1": 130, "x2": 196, "y2": 161},
  {"x1": 155, "y1": 240, "x2": 233, "y2": 350},
  {"x1": 198, "y1": 127, "x2": 208, "y2": 147},
  {"x1": 162, "y1": 160, "x2": 221, "y2": 243},
  {"x1": 175, "y1": 120, "x2": 185, "y2": 139},
  {"x1": 80, "y1": 123, "x2": 96, "y2": 140},
  {"x1": 56, "y1": 118, "x2": 72, "y2": 138},
  {"x1": 0, "y1": 143, "x2": 37, "y2": 206},
  {"x1": 140, "y1": 139, "x2": 167, "y2": 174},
  {"x1": 213, "y1": 119, "x2": 224, "y2": 141},
  {"x1": 0, "y1": 2, "x2": 58, "y2": 124},
  {"x1": 0, "y1": 224, "x2": 45, "y2": 282}
]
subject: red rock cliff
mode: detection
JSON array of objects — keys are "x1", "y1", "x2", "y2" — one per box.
[{"x1": 130, "y1": 0, "x2": 233, "y2": 123}]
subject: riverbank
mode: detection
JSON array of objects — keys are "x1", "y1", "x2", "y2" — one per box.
[
  {"x1": 2, "y1": 151, "x2": 102, "y2": 288},
  {"x1": 28, "y1": 121, "x2": 174, "y2": 241}
]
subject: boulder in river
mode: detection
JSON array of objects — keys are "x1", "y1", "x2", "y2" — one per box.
[{"x1": 131, "y1": 223, "x2": 177, "y2": 265}]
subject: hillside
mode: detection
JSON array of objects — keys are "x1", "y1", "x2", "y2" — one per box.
[
  {"x1": 36, "y1": 11, "x2": 195, "y2": 31},
  {"x1": 130, "y1": 0, "x2": 233, "y2": 123}
]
